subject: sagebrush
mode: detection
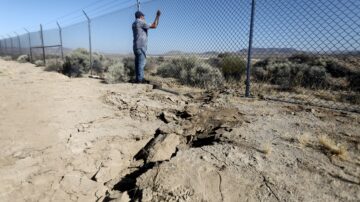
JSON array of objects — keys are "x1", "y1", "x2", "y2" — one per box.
[
  {"x1": 44, "y1": 59, "x2": 63, "y2": 72},
  {"x1": 254, "y1": 54, "x2": 360, "y2": 91},
  {"x1": 157, "y1": 57, "x2": 224, "y2": 88},
  {"x1": 104, "y1": 61, "x2": 130, "y2": 84},
  {"x1": 219, "y1": 54, "x2": 246, "y2": 81},
  {"x1": 34, "y1": 60, "x2": 44, "y2": 67},
  {"x1": 17, "y1": 55, "x2": 29, "y2": 63},
  {"x1": 62, "y1": 48, "x2": 112, "y2": 77}
]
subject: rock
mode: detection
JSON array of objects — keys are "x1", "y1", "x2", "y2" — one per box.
[
  {"x1": 158, "y1": 111, "x2": 177, "y2": 123},
  {"x1": 135, "y1": 132, "x2": 181, "y2": 163},
  {"x1": 158, "y1": 124, "x2": 175, "y2": 134},
  {"x1": 158, "y1": 123, "x2": 183, "y2": 135},
  {"x1": 147, "y1": 133, "x2": 180, "y2": 162},
  {"x1": 106, "y1": 190, "x2": 130, "y2": 202},
  {"x1": 142, "y1": 188, "x2": 154, "y2": 201},
  {"x1": 57, "y1": 171, "x2": 107, "y2": 201},
  {"x1": 305, "y1": 108, "x2": 316, "y2": 113},
  {"x1": 177, "y1": 104, "x2": 199, "y2": 119}
]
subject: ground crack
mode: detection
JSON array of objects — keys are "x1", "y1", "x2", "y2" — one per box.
[
  {"x1": 262, "y1": 175, "x2": 280, "y2": 202},
  {"x1": 217, "y1": 171, "x2": 224, "y2": 201},
  {"x1": 200, "y1": 147, "x2": 229, "y2": 167},
  {"x1": 91, "y1": 162, "x2": 104, "y2": 182}
]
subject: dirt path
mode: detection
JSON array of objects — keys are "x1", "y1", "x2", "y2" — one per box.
[{"x1": 0, "y1": 59, "x2": 359, "y2": 201}]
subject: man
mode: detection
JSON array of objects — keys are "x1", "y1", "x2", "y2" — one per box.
[{"x1": 132, "y1": 10, "x2": 161, "y2": 83}]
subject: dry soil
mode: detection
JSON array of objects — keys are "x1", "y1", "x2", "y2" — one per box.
[{"x1": 0, "y1": 59, "x2": 359, "y2": 201}]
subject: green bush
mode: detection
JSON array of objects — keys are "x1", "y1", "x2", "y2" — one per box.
[
  {"x1": 157, "y1": 57, "x2": 223, "y2": 88},
  {"x1": 219, "y1": 55, "x2": 246, "y2": 81},
  {"x1": 104, "y1": 61, "x2": 130, "y2": 84},
  {"x1": 17, "y1": 55, "x2": 29, "y2": 63}
]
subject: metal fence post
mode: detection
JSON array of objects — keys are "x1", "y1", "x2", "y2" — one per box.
[
  {"x1": 8, "y1": 35, "x2": 13, "y2": 57},
  {"x1": 40, "y1": 24, "x2": 46, "y2": 65},
  {"x1": 24, "y1": 28, "x2": 33, "y2": 62},
  {"x1": 137, "y1": 0, "x2": 140, "y2": 11},
  {"x1": 2, "y1": 36, "x2": 6, "y2": 55},
  {"x1": 1, "y1": 39, "x2": 3, "y2": 55},
  {"x1": 83, "y1": 10, "x2": 93, "y2": 75},
  {"x1": 15, "y1": 32, "x2": 21, "y2": 56},
  {"x1": 2, "y1": 36, "x2": 7, "y2": 55},
  {"x1": 0, "y1": 38, "x2": 2, "y2": 55},
  {"x1": 57, "y1": 22, "x2": 64, "y2": 61},
  {"x1": 245, "y1": 0, "x2": 257, "y2": 97}
]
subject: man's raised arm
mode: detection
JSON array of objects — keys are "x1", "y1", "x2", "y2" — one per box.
[{"x1": 150, "y1": 10, "x2": 161, "y2": 29}]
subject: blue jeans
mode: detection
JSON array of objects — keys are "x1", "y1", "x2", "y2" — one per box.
[{"x1": 134, "y1": 48, "x2": 146, "y2": 82}]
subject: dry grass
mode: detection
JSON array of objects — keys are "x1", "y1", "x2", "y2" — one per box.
[
  {"x1": 260, "y1": 142, "x2": 272, "y2": 155},
  {"x1": 298, "y1": 133, "x2": 311, "y2": 148},
  {"x1": 318, "y1": 135, "x2": 348, "y2": 160}
]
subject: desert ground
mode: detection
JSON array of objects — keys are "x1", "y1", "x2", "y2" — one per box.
[{"x1": 0, "y1": 59, "x2": 359, "y2": 201}]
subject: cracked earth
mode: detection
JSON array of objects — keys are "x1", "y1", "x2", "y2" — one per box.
[{"x1": 0, "y1": 59, "x2": 359, "y2": 201}]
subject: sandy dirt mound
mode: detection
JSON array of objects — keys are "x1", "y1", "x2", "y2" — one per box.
[{"x1": 0, "y1": 59, "x2": 359, "y2": 201}]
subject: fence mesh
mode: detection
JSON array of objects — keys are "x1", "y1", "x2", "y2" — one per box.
[
  {"x1": 0, "y1": 0, "x2": 359, "y2": 113},
  {"x1": 250, "y1": 0, "x2": 360, "y2": 113}
]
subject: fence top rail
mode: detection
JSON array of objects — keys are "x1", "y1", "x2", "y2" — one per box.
[{"x1": 30, "y1": 45, "x2": 62, "y2": 49}]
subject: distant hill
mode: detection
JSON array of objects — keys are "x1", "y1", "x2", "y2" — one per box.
[
  {"x1": 164, "y1": 50, "x2": 187, "y2": 56},
  {"x1": 238, "y1": 48, "x2": 301, "y2": 58},
  {"x1": 161, "y1": 48, "x2": 302, "y2": 58}
]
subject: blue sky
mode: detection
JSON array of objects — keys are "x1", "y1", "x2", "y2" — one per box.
[{"x1": 0, "y1": 0, "x2": 359, "y2": 55}]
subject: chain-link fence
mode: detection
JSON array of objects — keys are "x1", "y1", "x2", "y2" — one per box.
[{"x1": 0, "y1": 0, "x2": 359, "y2": 113}]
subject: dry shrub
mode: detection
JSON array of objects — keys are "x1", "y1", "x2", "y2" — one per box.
[
  {"x1": 34, "y1": 60, "x2": 44, "y2": 67},
  {"x1": 157, "y1": 57, "x2": 224, "y2": 88},
  {"x1": 349, "y1": 72, "x2": 360, "y2": 92},
  {"x1": 253, "y1": 54, "x2": 360, "y2": 92},
  {"x1": 219, "y1": 54, "x2": 246, "y2": 81},
  {"x1": 104, "y1": 61, "x2": 130, "y2": 84},
  {"x1": 324, "y1": 57, "x2": 356, "y2": 78},
  {"x1": 62, "y1": 49, "x2": 111, "y2": 77},
  {"x1": 146, "y1": 57, "x2": 161, "y2": 74},
  {"x1": 17, "y1": 55, "x2": 29, "y2": 63},
  {"x1": 62, "y1": 49, "x2": 89, "y2": 77},
  {"x1": 1, "y1": 56, "x2": 12, "y2": 61},
  {"x1": 254, "y1": 59, "x2": 328, "y2": 89},
  {"x1": 336, "y1": 92, "x2": 360, "y2": 105},
  {"x1": 260, "y1": 142, "x2": 272, "y2": 155},
  {"x1": 44, "y1": 59, "x2": 63, "y2": 72},
  {"x1": 318, "y1": 135, "x2": 348, "y2": 160},
  {"x1": 122, "y1": 57, "x2": 136, "y2": 79},
  {"x1": 298, "y1": 133, "x2": 310, "y2": 148}
]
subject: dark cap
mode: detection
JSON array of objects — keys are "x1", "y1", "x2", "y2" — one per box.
[{"x1": 135, "y1": 11, "x2": 145, "y2": 18}]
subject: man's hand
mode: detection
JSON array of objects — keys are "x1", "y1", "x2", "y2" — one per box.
[{"x1": 150, "y1": 10, "x2": 161, "y2": 29}]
